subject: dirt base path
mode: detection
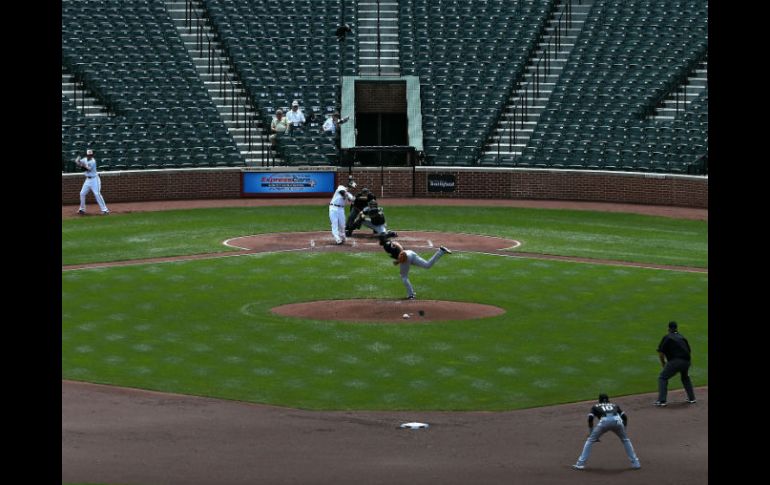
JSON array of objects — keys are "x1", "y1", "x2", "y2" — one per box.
[{"x1": 63, "y1": 381, "x2": 707, "y2": 485}]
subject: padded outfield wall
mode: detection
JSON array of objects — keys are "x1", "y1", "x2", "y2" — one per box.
[{"x1": 61, "y1": 167, "x2": 707, "y2": 208}]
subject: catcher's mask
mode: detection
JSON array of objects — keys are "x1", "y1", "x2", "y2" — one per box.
[{"x1": 368, "y1": 199, "x2": 378, "y2": 208}]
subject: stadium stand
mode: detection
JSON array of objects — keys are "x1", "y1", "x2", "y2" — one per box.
[
  {"x1": 201, "y1": 0, "x2": 358, "y2": 165},
  {"x1": 399, "y1": 0, "x2": 556, "y2": 166},
  {"x1": 61, "y1": 0, "x2": 707, "y2": 175},
  {"x1": 519, "y1": 0, "x2": 708, "y2": 174},
  {"x1": 62, "y1": 0, "x2": 242, "y2": 171}
]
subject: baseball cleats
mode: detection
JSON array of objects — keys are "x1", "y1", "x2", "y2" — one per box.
[
  {"x1": 439, "y1": 246, "x2": 452, "y2": 254},
  {"x1": 631, "y1": 464, "x2": 641, "y2": 470},
  {"x1": 102, "y1": 210, "x2": 110, "y2": 215},
  {"x1": 571, "y1": 464, "x2": 585, "y2": 470},
  {"x1": 407, "y1": 295, "x2": 416, "y2": 300},
  {"x1": 77, "y1": 209, "x2": 85, "y2": 215},
  {"x1": 653, "y1": 401, "x2": 667, "y2": 407},
  {"x1": 687, "y1": 399, "x2": 697, "y2": 404}
]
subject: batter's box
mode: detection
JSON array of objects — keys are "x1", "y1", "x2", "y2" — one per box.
[{"x1": 224, "y1": 231, "x2": 521, "y2": 253}]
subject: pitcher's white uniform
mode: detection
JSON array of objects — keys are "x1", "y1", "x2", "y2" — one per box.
[
  {"x1": 77, "y1": 150, "x2": 109, "y2": 214},
  {"x1": 329, "y1": 184, "x2": 354, "y2": 244}
]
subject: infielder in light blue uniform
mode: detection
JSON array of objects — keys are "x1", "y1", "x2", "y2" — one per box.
[
  {"x1": 76, "y1": 149, "x2": 110, "y2": 215},
  {"x1": 573, "y1": 393, "x2": 641, "y2": 470},
  {"x1": 381, "y1": 240, "x2": 452, "y2": 300}
]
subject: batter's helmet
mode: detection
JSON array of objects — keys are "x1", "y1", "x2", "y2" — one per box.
[{"x1": 598, "y1": 393, "x2": 609, "y2": 403}]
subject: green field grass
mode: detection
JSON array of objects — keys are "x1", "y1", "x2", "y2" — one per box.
[
  {"x1": 62, "y1": 219, "x2": 708, "y2": 411},
  {"x1": 62, "y1": 206, "x2": 707, "y2": 267}
]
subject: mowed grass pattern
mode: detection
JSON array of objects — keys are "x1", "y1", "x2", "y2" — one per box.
[
  {"x1": 62, "y1": 250, "x2": 707, "y2": 411},
  {"x1": 62, "y1": 206, "x2": 707, "y2": 267}
]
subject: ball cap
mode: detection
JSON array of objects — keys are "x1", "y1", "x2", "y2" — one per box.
[
  {"x1": 292, "y1": 100, "x2": 299, "y2": 106},
  {"x1": 668, "y1": 321, "x2": 678, "y2": 330},
  {"x1": 86, "y1": 149, "x2": 94, "y2": 155}
]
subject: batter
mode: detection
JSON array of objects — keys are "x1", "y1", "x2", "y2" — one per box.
[{"x1": 328, "y1": 181, "x2": 355, "y2": 244}]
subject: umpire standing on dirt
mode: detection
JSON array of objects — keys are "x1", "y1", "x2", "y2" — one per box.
[{"x1": 654, "y1": 321, "x2": 696, "y2": 406}]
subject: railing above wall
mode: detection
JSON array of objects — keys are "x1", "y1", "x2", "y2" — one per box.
[
  {"x1": 496, "y1": 0, "x2": 576, "y2": 162},
  {"x1": 183, "y1": 0, "x2": 275, "y2": 166}
]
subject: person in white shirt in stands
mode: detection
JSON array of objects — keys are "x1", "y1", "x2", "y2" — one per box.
[
  {"x1": 286, "y1": 100, "x2": 306, "y2": 129},
  {"x1": 322, "y1": 112, "x2": 350, "y2": 153},
  {"x1": 75, "y1": 148, "x2": 110, "y2": 215},
  {"x1": 328, "y1": 180, "x2": 356, "y2": 245}
]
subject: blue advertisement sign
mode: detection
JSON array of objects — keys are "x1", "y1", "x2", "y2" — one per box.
[{"x1": 242, "y1": 171, "x2": 336, "y2": 196}]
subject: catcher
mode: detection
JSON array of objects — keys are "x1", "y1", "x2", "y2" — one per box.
[
  {"x1": 353, "y1": 199, "x2": 397, "y2": 240},
  {"x1": 345, "y1": 187, "x2": 376, "y2": 237}
]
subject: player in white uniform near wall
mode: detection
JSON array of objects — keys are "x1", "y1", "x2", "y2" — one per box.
[
  {"x1": 328, "y1": 180, "x2": 355, "y2": 244},
  {"x1": 76, "y1": 149, "x2": 110, "y2": 215}
]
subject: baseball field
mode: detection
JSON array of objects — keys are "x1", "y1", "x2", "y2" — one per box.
[{"x1": 61, "y1": 199, "x2": 708, "y2": 484}]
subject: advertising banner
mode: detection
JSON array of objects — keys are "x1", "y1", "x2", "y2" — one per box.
[
  {"x1": 242, "y1": 171, "x2": 336, "y2": 197},
  {"x1": 427, "y1": 173, "x2": 456, "y2": 192}
]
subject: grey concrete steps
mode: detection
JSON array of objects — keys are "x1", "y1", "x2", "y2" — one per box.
[
  {"x1": 165, "y1": 0, "x2": 269, "y2": 166},
  {"x1": 61, "y1": 72, "x2": 111, "y2": 117},
  {"x1": 650, "y1": 60, "x2": 707, "y2": 121},
  {"x1": 482, "y1": 0, "x2": 590, "y2": 160}
]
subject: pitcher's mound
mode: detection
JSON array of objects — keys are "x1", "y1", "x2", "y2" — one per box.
[{"x1": 271, "y1": 299, "x2": 505, "y2": 323}]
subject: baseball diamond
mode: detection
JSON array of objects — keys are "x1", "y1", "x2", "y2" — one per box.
[
  {"x1": 62, "y1": 0, "x2": 709, "y2": 481},
  {"x1": 62, "y1": 198, "x2": 707, "y2": 485}
]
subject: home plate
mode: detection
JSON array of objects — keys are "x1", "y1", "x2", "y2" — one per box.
[{"x1": 399, "y1": 422, "x2": 429, "y2": 429}]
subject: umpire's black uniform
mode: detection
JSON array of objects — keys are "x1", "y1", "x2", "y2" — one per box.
[
  {"x1": 655, "y1": 321, "x2": 696, "y2": 405},
  {"x1": 345, "y1": 189, "x2": 375, "y2": 236}
]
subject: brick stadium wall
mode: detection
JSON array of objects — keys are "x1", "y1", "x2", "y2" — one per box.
[
  {"x1": 62, "y1": 168, "x2": 243, "y2": 203},
  {"x1": 62, "y1": 167, "x2": 708, "y2": 208},
  {"x1": 355, "y1": 82, "x2": 407, "y2": 113}
]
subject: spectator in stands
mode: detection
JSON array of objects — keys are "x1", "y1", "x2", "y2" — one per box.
[
  {"x1": 322, "y1": 112, "x2": 349, "y2": 152},
  {"x1": 270, "y1": 109, "x2": 289, "y2": 147},
  {"x1": 286, "y1": 100, "x2": 306, "y2": 130}
]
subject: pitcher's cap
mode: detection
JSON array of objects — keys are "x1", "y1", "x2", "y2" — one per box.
[{"x1": 86, "y1": 149, "x2": 94, "y2": 155}]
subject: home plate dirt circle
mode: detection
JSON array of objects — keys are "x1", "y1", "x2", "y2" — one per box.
[
  {"x1": 272, "y1": 299, "x2": 505, "y2": 323},
  {"x1": 225, "y1": 230, "x2": 521, "y2": 252}
]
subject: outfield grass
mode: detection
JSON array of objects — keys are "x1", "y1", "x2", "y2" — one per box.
[
  {"x1": 62, "y1": 249, "x2": 708, "y2": 411},
  {"x1": 62, "y1": 206, "x2": 707, "y2": 267}
]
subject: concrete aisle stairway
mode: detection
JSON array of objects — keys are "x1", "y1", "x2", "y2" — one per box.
[
  {"x1": 481, "y1": 0, "x2": 591, "y2": 163},
  {"x1": 651, "y1": 59, "x2": 708, "y2": 121},
  {"x1": 165, "y1": 0, "x2": 270, "y2": 166},
  {"x1": 62, "y1": 65, "x2": 111, "y2": 118},
  {"x1": 358, "y1": 0, "x2": 400, "y2": 76}
]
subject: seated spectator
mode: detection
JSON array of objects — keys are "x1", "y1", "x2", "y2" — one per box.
[
  {"x1": 270, "y1": 109, "x2": 289, "y2": 147},
  {"x1": 286, "y1": 100, "x2": 306, "y2": 130}
]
